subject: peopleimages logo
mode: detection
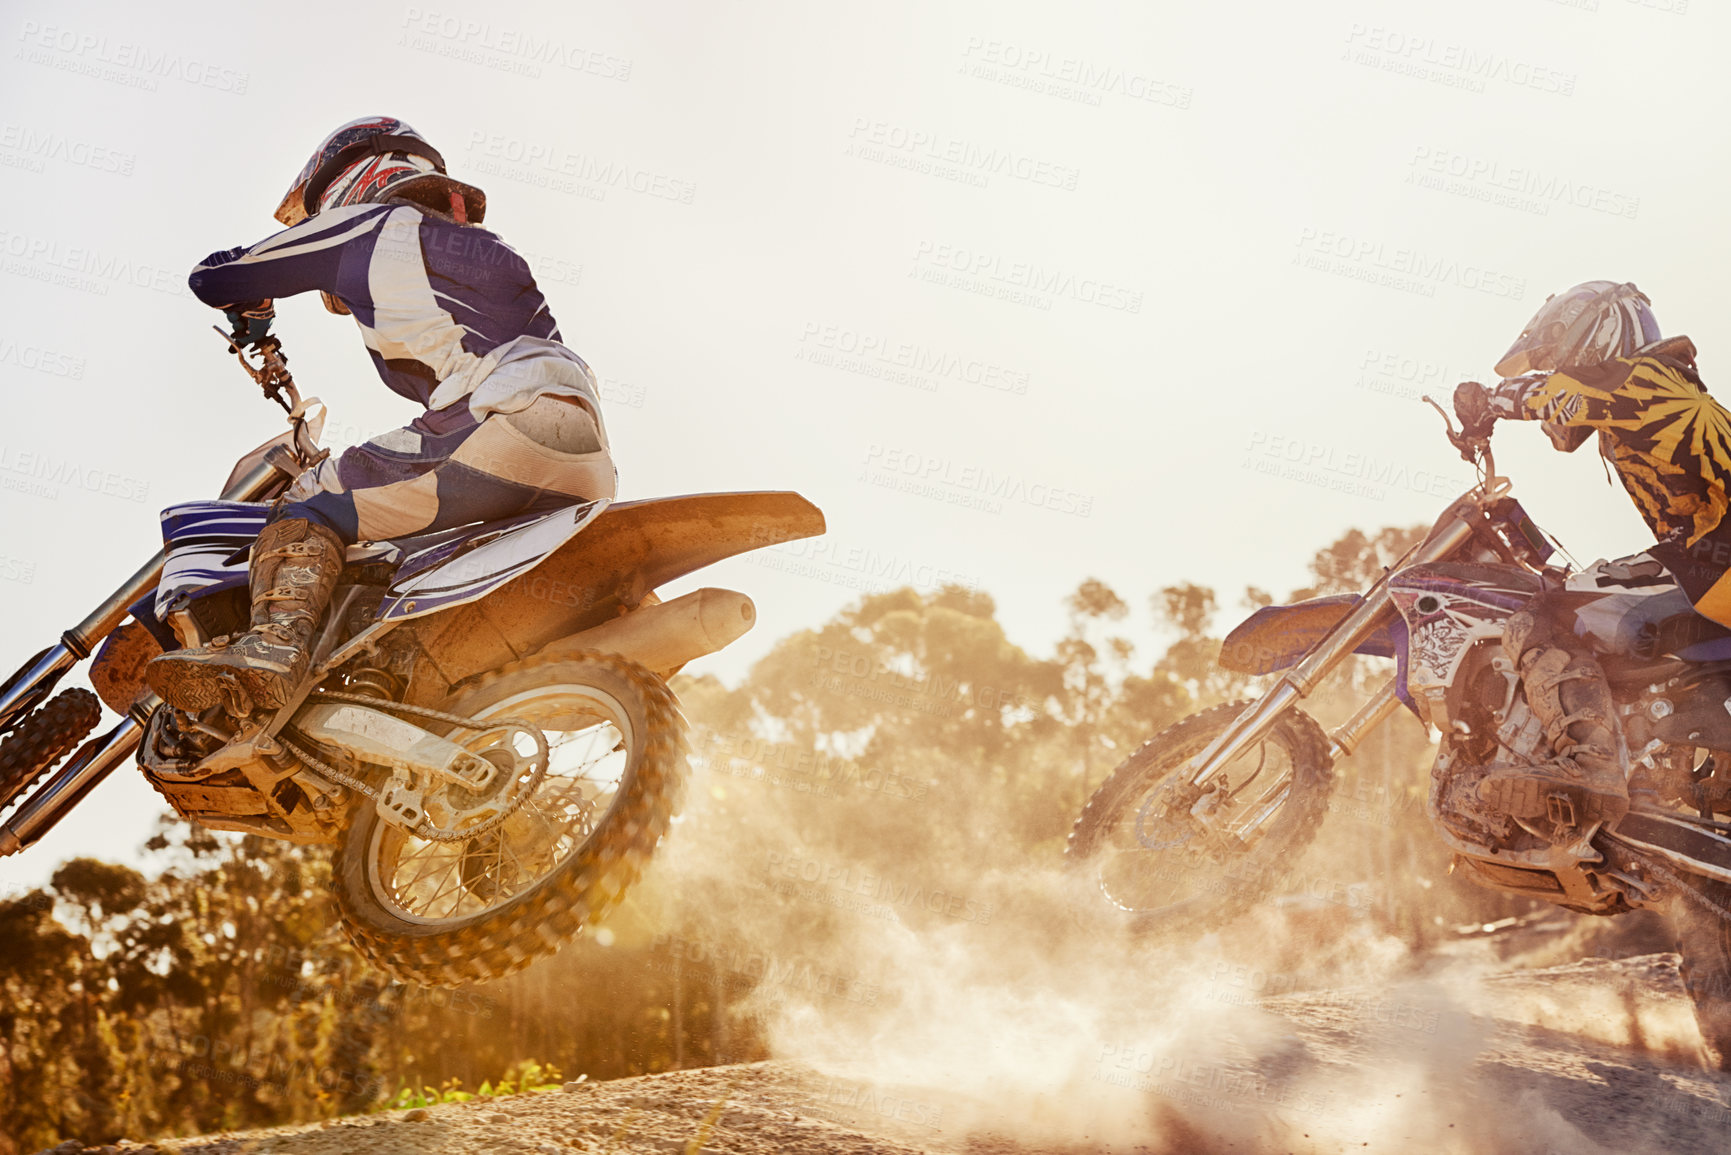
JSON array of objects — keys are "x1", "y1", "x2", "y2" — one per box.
[
  {"x1": 1243, "y1": 430, "x2": 1464, "y2": 500},
  {"x1": 1342, "y1": 24, "x2": 1576, "y2": 97},
  {"x1": 464, "y1": 132, "x2": 696, "y2": 205},
  {"x1": 764, "y1": 849, "x2": 996, "y2": 926},
  {"x1": 0, "y1": 445, "x2": 151, "y2": 503},
  {"x1": 14, "y1": 21, "x2": 249, "y2": 94},
  {"x1": 911, "y1": 240, "x2": 1143, "y2": 313},
  {"x1": 742, "y1": 527, "x2": 985, "y2": 595},
  {"x1": 399, "y1": 8, "x2": 631, "y2": 80},
  {"x1": 845, "y1": 117, "x2": 1080, "y2": 191},
  {"x1": 957, "y1": 37, "x2": 1193, "y2": 109},
  {"x1": 0, "y1": 123, "x2": 135, "y2": 176},
  {"x1": 798, "y1": 321, "x2": 1031, "y2": 396},
  {"x1": 0, "y1": 555, "x2": 37, "y2": 585},
  {"x1": 862, "y1": 443, "x2": 1095, "y2": 517},
  {"x1": 1294, "y1": 228, "x2": 1526, "y2": 300},
  {"x1": 0, "y1": 335, "x2": 86, "y2": 379},
  {"x1": 1352, "y1": 346, "x2": 1469, "y2": 405},
  {"x1": 1407, "y1": 146, "x2": 1640, "y2": 220},
  {"x1": 0, "y1": 229, "x2": 188, "y2": 299}
]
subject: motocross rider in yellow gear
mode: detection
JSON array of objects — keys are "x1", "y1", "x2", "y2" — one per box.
[{"x1": 1454, "y1": 281, "x2": 1731, "y2": 832}]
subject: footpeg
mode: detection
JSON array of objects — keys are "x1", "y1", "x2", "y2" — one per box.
[
  {"x1": 376, "y1": 775, "x2": 428, "y2": 831},
  {"x1": 1546, "y1": 791, "x2": 1577, "y2": 829}
]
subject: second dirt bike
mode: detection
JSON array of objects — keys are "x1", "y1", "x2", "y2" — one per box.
[
  {"x1": 0, "y1": 331, "x2": 824, "y2": 987},
  {"x1": 1067, "y1": 399, "x2": 1731, "y2": 1068}
]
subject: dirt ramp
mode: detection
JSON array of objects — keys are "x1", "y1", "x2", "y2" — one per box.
[
  {"x1": 43, "y1": 957, "x2": 1731, "y2": 1155},
  {"x1": 104, "y1": 1063, "x2": 938, "y2": 1155}
]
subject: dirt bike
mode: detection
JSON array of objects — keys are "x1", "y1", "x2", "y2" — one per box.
[
  {"x1": 0, "y1": 330, "x2": 824, "y2": 987},
  {"x1": 1066, "y1": 397, "x2": 1731, "y2": 1067}
]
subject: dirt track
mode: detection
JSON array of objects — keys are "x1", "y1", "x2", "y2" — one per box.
[{"x1": 54, "y1": 954, "x2": 1731, "y2": 1155}]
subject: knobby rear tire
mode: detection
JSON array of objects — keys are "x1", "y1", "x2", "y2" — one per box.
[
  {"x1": 333, "y1": 651, "x2": 686, "y2": 988},
  {"x1": 1066, "y1": 700, "x2": 1335, "y2": 939},
  {"x1": 1673, "y1": 881, "x2": 1731, "y2": 1071}
]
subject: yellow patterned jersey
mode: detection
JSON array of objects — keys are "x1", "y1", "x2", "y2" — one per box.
[{"x1": 1489, "y1": 338, "x2": 1731, "y2": 549}]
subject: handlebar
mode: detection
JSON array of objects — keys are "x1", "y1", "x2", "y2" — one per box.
[
  {"x1": 212, "y1": 327, "x2": 328, "y2": 474},
  {"x1": 213, "y1": 325, "x2": 296, "y2": 410},
  {"x1": 1422, "y1": 392, "x2": 1495, "y2": 481}
]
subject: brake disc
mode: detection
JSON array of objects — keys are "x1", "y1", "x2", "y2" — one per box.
[{"x1": 1136, "y1": 780, "x2": 1207, "y2": 851}]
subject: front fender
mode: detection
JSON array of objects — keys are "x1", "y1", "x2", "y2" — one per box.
[
  {"x1": 1219, "y1": 594, "x2": 1403, "y2": 675},
  {"x1": 89, "y1": 620, "x2": 164, "y2": 717}
]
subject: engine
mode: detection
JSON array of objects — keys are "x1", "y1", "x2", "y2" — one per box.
[
  {"x1": 1437, "y1": 642, "x2": 1731, "y2": 845},
  {"x1": 1423, "y1": 643, "x2": 1526, "y2": 850}
]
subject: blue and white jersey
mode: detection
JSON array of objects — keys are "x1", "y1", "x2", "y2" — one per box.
[{"x1": 188, "y1": 204, "x2": 602, "y2": 421}]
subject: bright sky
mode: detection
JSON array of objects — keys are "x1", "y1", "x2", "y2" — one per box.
[{"x1": 0, "y1": 0, "x2": 1719, "y2": 882}]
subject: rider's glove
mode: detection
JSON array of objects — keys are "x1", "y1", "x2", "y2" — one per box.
[
  {"x1": 1453, "y1": 381, "x2": 1497, "y2": 439},
  {"x1": 223, "y1": 299, "x2": 275, "y2": 350}
]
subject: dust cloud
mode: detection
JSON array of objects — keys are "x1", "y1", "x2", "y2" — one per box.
[{"x1": 636, "y1": 734, "x2": 1683, "y2": 1155}]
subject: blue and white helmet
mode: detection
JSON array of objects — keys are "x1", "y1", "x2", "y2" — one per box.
[
  {"x1": 273, "y1": 116, "x2": 485, "y2": 227},
  {"x1": 1495, "y1": 280, "x2": 1661, "y2": 377}
]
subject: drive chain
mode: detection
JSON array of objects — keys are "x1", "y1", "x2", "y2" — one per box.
[{"x1": 1635, "y1": 851, "x2": 1731, "y2": 927}]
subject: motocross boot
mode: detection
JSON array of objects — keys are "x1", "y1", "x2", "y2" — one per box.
[
  {"x1": 146, "y1": 518, "x2": 344, "y2": 716},
  {"x1": 1476, "y1": 612, "x2": 1629, "y2": 831}
]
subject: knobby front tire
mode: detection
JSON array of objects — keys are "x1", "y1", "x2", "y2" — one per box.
[{"x1": 1066, "y1": 700, "x2": 1335, "y2": 939}]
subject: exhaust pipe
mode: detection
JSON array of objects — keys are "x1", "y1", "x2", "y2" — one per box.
[{"x1": 539, "y1": 588, "x2": 756, "y2": 673}]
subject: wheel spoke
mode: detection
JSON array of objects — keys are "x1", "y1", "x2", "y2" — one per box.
[
  {"x1": 419, "y1": 853, "x2": 466, "y2": 916},
  {"x1": 1075, "y1": 708, "x2": 1318, "y2": 919},
  {"x1": 361, "y1": 682, "x2": 643, "y2": 928},
  {"x1": 400, "y1": 844, "x2": 460, "y2": 893}
]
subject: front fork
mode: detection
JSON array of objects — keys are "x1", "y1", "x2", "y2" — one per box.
[
  {"x1": 0, "y1": 457, "x2": 290, "y2": 857},
  {"x1": 1185, "y1": 513, "x2": 1479, "y2": 836},
  {"x1": 1217, "y1": 681, "x2": 1405, "y2": 845}
]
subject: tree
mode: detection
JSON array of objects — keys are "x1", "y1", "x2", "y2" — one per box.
[
  {"x1": 0, "y1": 522, "x2": 1532, "y2": 1151},
  {"x1": 1055, "y1": 578, "x2": 1163, "y2": 811},
  {"x1": 1294, "y1": 525, "x2": 1427, "y2": 600}
]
